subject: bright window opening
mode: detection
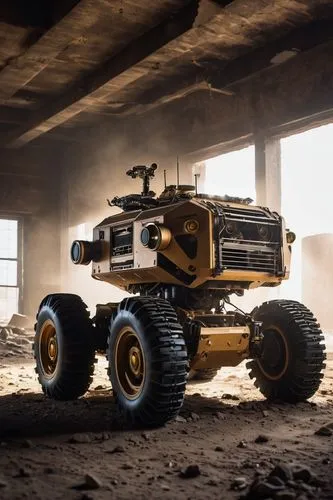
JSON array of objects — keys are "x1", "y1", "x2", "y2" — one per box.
[
  {"x1": 0, "y1": 218, "x2": 20, "y2": 324},
  {"x1": 204, "y1": 145, "x2": 255, "y2": 202},
  {"x1": 280, "y1": 123, "x2": 333, "y2": 334}
]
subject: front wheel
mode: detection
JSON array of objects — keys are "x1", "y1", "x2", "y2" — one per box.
[
  {"x1": 247, "y1": 300, "x2": 326, "y2": 402},
  {"x1": 108, "y1": 297, "x2": 188, "y2": 426},
  {"x1": 34, "y1": 294, "x2": 95, "y2": 400}
]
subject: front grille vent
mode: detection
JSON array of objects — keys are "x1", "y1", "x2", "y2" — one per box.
[{"x1": 222, "y1": 246, "x2": 277, "y2": 273}]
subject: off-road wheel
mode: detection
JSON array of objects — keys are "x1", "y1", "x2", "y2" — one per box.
[
  {"x1": 34, "y1": 294, "x2": 95, "y2": 400},
  {"x1": 108, "y1": 296, "x2": 188, "y2": 426},
  {"x1": 188, "y1": 368, "x2": 218, "y2": 383},
  {"x1": 247, "y1": 300, "x2": 326, "y2": 402}
]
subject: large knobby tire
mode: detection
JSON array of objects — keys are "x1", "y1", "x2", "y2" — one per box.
[
  {"x1": 188, "y1": 368, "x2": 218, "y2": 383},
  {"x1": 247, "y1": 300, "x2": 326, "y2": 402},
  {"x1": 34, "y1": 294, "x2": 95, "y2": 400},
  {"x1": 108, "y1": 296, "x2": 188, "y2": 426}
]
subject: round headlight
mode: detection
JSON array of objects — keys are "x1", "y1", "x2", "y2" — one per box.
[
  {"x1": 286, "y1": 231, "x2": 296, "y2": 244},
  {"x1": 140, "y1": 224, "x2": 171, "y2": 251},
  {"x1": 71, "y1": 240, "x2": 102, "y2": 265}
]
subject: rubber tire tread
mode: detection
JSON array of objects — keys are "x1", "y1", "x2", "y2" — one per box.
[
  {"x1": 108, "y1": 296, "x2": 187, "y2": 427},
  {"x1": 33, "y1": 293, "x2": 95, "y2": 400},
  {"x1": 246, "y1": 300, "x2": 326, "y2": 402}
]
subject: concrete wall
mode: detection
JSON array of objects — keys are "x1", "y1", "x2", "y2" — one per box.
[{"x1": 0, "y1": 147, "x2": 61, "y2": 318}]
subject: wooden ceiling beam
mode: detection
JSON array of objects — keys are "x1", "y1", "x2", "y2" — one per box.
[
  {"x1": 2, "y1": 0, "x2": 329, "y2": 147},
  {"x1": 114, "y1": 19, "x2": 333, "y2": 116},
  {"x1": 0, "y1": 0, "x2": 115, "y2": 106},
  {"x1": 1, "y1": 0, "x2": 242, "y2": 147}
]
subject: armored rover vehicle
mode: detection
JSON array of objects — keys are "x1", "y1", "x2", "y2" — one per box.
[{"x1": 34, "y1": 164, "x2": 326, "y2": 426}]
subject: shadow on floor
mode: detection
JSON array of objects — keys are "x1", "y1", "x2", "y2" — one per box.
[{"x1": 0, "y1": 389, "x2": 326, "y2": 440}]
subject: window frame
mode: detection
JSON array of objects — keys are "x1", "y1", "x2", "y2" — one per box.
[{"x1": 0, "y1": 215, "x2": 23, "y2": 315}]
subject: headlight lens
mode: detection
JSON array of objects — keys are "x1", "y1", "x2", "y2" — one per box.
[
  {"x1": 140, "y1": 224, "x2": 172, "y2": 251},
  {"x1": 70, "y1": 240, "x2": 102, "y2": 265},
  {"x1": 286, "y1": 231, "x2": 296, "y2": 244}
]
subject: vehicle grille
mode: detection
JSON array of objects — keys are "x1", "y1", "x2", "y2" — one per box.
[
  {"x1": 222, "y1": 246, "x2": 277, "y2": 273},
  {"x1": 214, "y1": 203, "x2": 281, "y2": 275}
]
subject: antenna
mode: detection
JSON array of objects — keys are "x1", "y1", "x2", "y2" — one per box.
[
  {"x1": 194, "y1": 173, "x2": 200, "y2": 195},
  {"x1": 176, "y1": 156, "x2": 180, "y2": 188},
  {"x1": 163, "y1": 169, "x2": 167, "y2": 189}
]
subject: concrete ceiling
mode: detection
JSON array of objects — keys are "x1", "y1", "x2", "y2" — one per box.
[{"x1": 0, "y1": 0, "x2": 332, "y2": 148}]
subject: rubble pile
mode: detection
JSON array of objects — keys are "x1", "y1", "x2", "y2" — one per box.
[
  {"x1": 242, "y1": 463, "x2": 326, "y2": 500},
  {"x1": 0, "y1": 314, "x2": 34, "y2": 359}
]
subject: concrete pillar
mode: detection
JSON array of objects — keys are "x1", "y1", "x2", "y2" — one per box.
[
  {"x1": 255, "y1": 136, "x2": 281, "y2": 212},
  {"x1": 254, "y1": 136, "x2": 282, "y2": 304},
  {"x1": 302, "y1": 234, "x2": 333, "y2": 331}
]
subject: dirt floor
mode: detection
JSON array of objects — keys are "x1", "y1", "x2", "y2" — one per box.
[{"x1": 0, "y1": 349, "x2": 332, "y2": 500}]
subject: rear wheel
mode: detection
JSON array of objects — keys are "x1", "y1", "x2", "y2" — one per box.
[
  {"x1": 108, "y1": 297, "x2": 187, "y2": 426},
  {"x1": 34, "y1": 294, "x2": 95, "y2": 400},
  {"x1": 247, "y1": 300, "x2": 326, "y2": 402}
]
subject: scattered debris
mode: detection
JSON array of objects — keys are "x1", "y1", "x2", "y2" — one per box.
[
  {"x1": 93, "y1": 385, "x2": 106, "y2": 391},
  {"x1": 0, "y1": 317, "x2": 34, "y2": 358},
  {"x1": 79, "y1": 494, "x2": 94, "y2": 500},
  {"x1": 121, "y1": 463, "x2": 134, "y2": 470},
  {"x1": 245, "y1": 476, "x2": 288, "y2": 498},
  {"x1": 175, "y1": 415, "x2": 187, "y2": 423},
  {"x1": 269, "y1": 464, "x2": 293, "y2": 482},
  {"x1": 214, "y1": 412, "x2": 226, "y2": 420},
  {"x1": 190, "y1": 412, "x2": 200, "y2": 421},
  {"x1": 84, "y1": 473, "x2": 102, "y2": 490},
  {"x1": 255, "y1": 434, "x2": 269, "y2": 444},
  {"x1": 221, "y1": 393, "x2": 240, "y2": 401},
  {"x1": 15, "y1": 468, "x2": 31, "y2": 478},
  {"x1": 244, "y1": 462, "x2": 323, "y2": 499},
  {"x1": 108, "y1": 445, "x2": 125, "y2": 454},
  {"x1": 292, "y1": 465, "x2": 314, "y2": 483},
  {"x1": 231, "y1": 476, "x2": 248, "y2": 490},
  {"x1": 179, "y1": 465, "x2": 201, "y2": 479},
  {"x1": 315, "y1": 425, "x2": 332, "y2": 436},
  {"x1": 68, "y1": 433, "x2": 92, "y2": 444}
]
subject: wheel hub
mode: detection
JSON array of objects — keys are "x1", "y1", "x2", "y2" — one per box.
[
  {"x1": 129, "y1": 346, "x2": 142, "y2": 376},
  {"x1": 115, "y1": 328, "x2": 145, "y2": 400},
  {"x1": 48, "y1": 338, "x2": 57, "y2": 361},
  {"x1": 39, "y1": 319, "x2": 58, "y2": 378},
  {"x1": 258, "y1": 327, "x2": 289, "y2": 381}
]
